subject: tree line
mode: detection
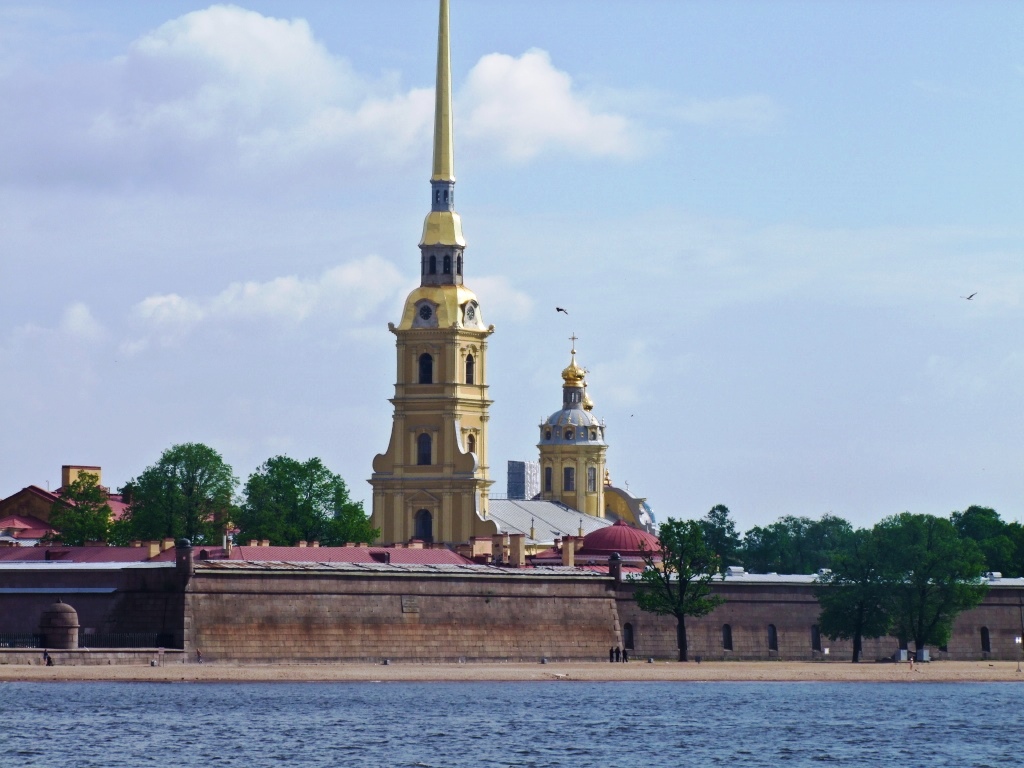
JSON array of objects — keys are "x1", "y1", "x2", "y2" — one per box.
[
  {"x1": 47, "y1": 443, "x2": 378, "y2": 548},
  {"x1": 636, "y1": 504, "x2": 1011, "y2": 662}
]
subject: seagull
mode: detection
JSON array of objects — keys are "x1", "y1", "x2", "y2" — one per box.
[
  {"x1": 961, "y1": 292, "x2": 977, "y2": 300},
  {"x1": 556, "y1": 307, "x2": 568, "y2": 314}
]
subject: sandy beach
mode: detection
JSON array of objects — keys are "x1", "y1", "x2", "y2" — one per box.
[{"x1": 2, "y1": 660, "x2": 1022, "y2": 684}]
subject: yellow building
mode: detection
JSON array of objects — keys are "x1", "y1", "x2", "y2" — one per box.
[
  {"x1": 537, "y1": 339, "x2": 608, "y2": 518},
  {"x1": 369, "y1": 0, "x2": 495, "y2": 545}
]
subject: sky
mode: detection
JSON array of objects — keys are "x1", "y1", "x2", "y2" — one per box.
[{"x1": 1, "y1": 1, "x2": 1022, "y2": 532}]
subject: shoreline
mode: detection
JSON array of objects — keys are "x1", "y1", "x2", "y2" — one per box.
[{"x1": 2, "y1": 660, "x2": 1022, "y2": 684}]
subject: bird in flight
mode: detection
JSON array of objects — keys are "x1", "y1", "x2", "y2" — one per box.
[
  {"x1": 556, "y1": 307, "x2": 568, "y2": 314},
  {"x1": 961, "y1": 292, "x2": 977, "y2": 300}
]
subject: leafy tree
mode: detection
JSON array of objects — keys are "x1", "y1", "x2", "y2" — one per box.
[
  {"x1": 699, "y1": 504, "x2": 741, "y2": 569},
  {"x1": 119, "y1": 443, "x2": 237, "y2": 545},
  {"x1": 875, "y1": 512, "x2": 988, "y2": 654},
  {"x1": 46, "y1": 471, "x2": 112, "y2": 546},
  {"x1": 816, "y1": 529, "x2": 893, "y2": 662},
  {"x1": 237, "y1": 456, "x2": 377, "y2": 546},
  {"x1": 950, "y1": 506, "x2": 1016, "y2": 576},
  {"x1": 742, "y1": 514, "x2": 853, "y2": 574},
  {"x1": 635, "y1": 518, "x2": 724, "y2": 661}
]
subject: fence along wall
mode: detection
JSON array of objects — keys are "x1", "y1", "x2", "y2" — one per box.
[{"x1": 185, "y1": 564, "x2": 620, "y2": 663}]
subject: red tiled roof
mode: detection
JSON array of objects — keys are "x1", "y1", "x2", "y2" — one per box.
[
  {"x1": 0, "y1": 514, "x2": 50, "y2": 530},
  {"x1": 231, "y1": 545, "x2": 472, "y2": 566},
  {"x1": 0, "y1": 546, "x2": 155, "y2": 563},
  {"x1": 580, "y1": 519, "x2": 659, "y2": 556}
]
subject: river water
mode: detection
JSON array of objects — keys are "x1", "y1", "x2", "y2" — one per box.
[{"x1": 3, "y1": 680, "x2": 1022, "y2": 767}]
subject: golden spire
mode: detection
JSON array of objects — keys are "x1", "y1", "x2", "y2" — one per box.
[
  {"x1": 431, "y1": 0, "x2": 454, "y2": 183},
  {"x1": 561, "y1": 333, "x2": 585, "y2": 388}
]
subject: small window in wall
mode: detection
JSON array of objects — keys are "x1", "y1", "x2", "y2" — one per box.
[
  {"x1": 418, "y1": 354, "x2": 433, "y2": 384},
  {"x1": 443, "y1": 189, "x2": 449, "y2": 203},
  {"x1": 768, "y1": 624, "x2": 778, "y2": 652},
  {"x1": 722, "y1": 624, "x2": 733, "y2": 651},
  {"x1": 467, "y1": 434, "x2": 476, "y2": 454},
  {"x1": 429, "y1": 255, "x2": 437, "y2": 274},
  {"x1": 465, "y1": 354, "x2": 475, "y2": 384},
  {"x1": 435, "y1": 191, "x2": 440, "y2": 203},
  {"x1": 981, "y1": 626, "x2": 991, "y2": 653},
  {"x1": 544, "y1": 467, "x2": 552, "y2": 492},
  {"x1": 623, "y1": 623, "x2": 634, "y2": 650},
  {"x1": 587, "y1": 466, "x2": 597, "y2": 492},
  {"x1": 564, "y1": 429, "x2": 574, "y2": 440},
  {"x1": 457, "y1": 256, "x2": 462, "y2": 275},
  {"x1": 443, "y1": 255, "x2": 451, "y2": 274},
  {"x1": 544, "y1": 429, "x2": 552, "y2": 441},
  {"x1": 417, "y1": 433, "x2": 432, "y2": 466},
  {"x1": 414, "y1": 509, "x2": 433, "y2": 542},
  {"x1": 590, "y1": 430, "x2": 596, "y2": 440},
  {"x1": 563, "y1": 467, "x2": 575, "y2": 492},
  {"x1": 811, "y1": 625, "x2": 822, "y2": 652}
]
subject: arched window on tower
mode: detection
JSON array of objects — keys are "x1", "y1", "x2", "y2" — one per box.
[
  {"x1": 418, "y1": 354, "x2": 433, "y2": 384},
  {"x1": 443, "y1": 255, "x2": 451, "y2": 274},
  {"x1": 414, "y1": 509, "x2": 433, "y2": 542},
  {"x1": 563, "y1": 467, "x2": 575, "y2": 492},
  {"x1": 587, "y1": 467, "x2": 597, "y2": 492},
  {"x1": 457, "y1": 255, "x2": 463, "y2": 275},
  {"x1": 544, "y1": 429, "x2": 552, "y2": 441},
  {"x1": 429, "y1": 255, "x2": 437, "y2": 274},
  {"x1": 467, "y1": 434, "x2": 476, "y2": 454},
  {"x1": 465, "y1": 354, "x2": 475, "y2": 384},
  {"x1": 417, "y1": 433, "x2": 432, "y2": 466},
  {"x1": 544, "y1": 466, "x2": 552, "y2": 492}
]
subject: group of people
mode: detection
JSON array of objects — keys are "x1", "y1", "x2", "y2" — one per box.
[{"x1": 609, "y1": 646, "x2": 629, "y2": 663}]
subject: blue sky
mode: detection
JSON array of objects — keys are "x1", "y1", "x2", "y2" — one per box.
[{"x1": 1, "y1": 1, "x2": 1022, "y2": 532}]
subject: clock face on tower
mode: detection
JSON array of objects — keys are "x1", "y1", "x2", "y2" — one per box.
[
  {"x1": 419, "y1": 304, "x2": 433, "y2": 321},
  {"x1": 465, "y1": 305, "x2": 475, "y2": 322}
]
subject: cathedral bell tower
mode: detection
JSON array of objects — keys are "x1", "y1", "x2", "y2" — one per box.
[{"x1": 370, "y1": 0, "x2": 495, "y2": 546}]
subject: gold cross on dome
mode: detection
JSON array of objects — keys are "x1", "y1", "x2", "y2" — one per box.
[{"x1": 569, "y1": 333, "x2": 578, "y2": 353}]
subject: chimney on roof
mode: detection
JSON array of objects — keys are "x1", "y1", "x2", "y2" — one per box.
[
  {"x1": 508, "y1": 533, "x2": 526, "y2": 568},
  {"x1": 131, "y1": 540, "x2": 141, "y2": 548},
  {"x1": 260, "y1": 539, "x2": 270, "y2": 547},
  {"x1": 147, "y1": 541, "x2": 160, "y2": 559},
  {"x1": 311, "y1": 541, "x2": 320, "y2": 548},
  {"x1": 161, "y1": 538, "x2": 175, "y2": 552},
  {"x1": 298, "y1": 541, "x2": 307, "y2": 548},
  {"x1": 249, "y1": 540, "x2": 258, "y2": 547},
  {"x1": 61, "y1": 465, "x2": 102, "y2": 488},
  {"x1": 561, "y1": 536, "x2": 576, "y2": 567}
]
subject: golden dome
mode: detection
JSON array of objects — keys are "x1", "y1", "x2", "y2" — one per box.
[
  {"x1": 561, "y1": 352, "x2": 585, "y2": 388},
  {"x1": 582, "y1": 383, "x2": 594, "y2": 411}
]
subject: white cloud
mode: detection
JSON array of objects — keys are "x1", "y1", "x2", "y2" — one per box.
[
  {"x1": 59, "y1": 302, "x2": 105, "y2": 342},
  {"x1": 132, "y1": 255, "x2": 406, "y2": 344},
  {"x1": 674, "y1": 94, "x2": 781, "y2": 132},
  {"x1": 461, "y1": 49, "x2": 639, "y2": 161},
  {"x1": 470, "y1": 276, "x2": 534, "y2": 323}
]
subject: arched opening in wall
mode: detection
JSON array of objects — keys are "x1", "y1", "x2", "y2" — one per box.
[
  {"x1": 544, "y1": 467, "x2": 552, "y2": 492},
  {"x1": 544, "y1": 429, "x2": 552, "y2": 441},
  {"x1": 811, "y1": 625, "x2": 822, "y2": 652},
  {"x1": 419, "y1": 354, "x2": 433, "y2": 384},
  {"x1": 587, "y1": 467, "x2": 597, "y2": 492},
  {"x1": 767, "y1": 624, "x2": 778, "y2": 652},
  {"x1": 467, "y1": 434, "x2": 476, "y2": 454},
  {"x1": 414, "y1": 509, "x2": 433, "y2": 542},
  {"x1": 722, "y1": 624, "x2": 733, "y2": 651},
  {"x1": 563, "y1": 467, "x2": 575, "y2": 492},
  {"x1": 457, "y1": 255, "x2": 462, "y2": 275},
  {"x1": 465, "y1": 354, "x2": 475, "y2": 384},
  {"x1": 981, "y1": 626, "x2": 991, "y2": 653},
  {"x1": 443, "y1": 255, "x2": 451, "y2": 274},
  {"x1": 564, "y1": 429, "x2": 574, "y2": 440},
  {"x1": 417, "y1": 433, "x2": 432, "y2": 466},
  {"x1": 429, "y1": 255, "x2": 437, "y2": 274},
  {"x1": 623, "y1": 623, "x2": 634, "y2": 650}
]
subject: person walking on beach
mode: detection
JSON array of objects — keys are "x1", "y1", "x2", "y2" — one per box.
[
  {"x1": 609, "y1": 647, "x2": 615, "y2": 663},
  {"x1": 614, "y1": 646, "x2": 621, "y2": 662},
  {"x1": 622, "y1": 649, "x2": 629, "y2": 663},
  {"x1": 196, "y1": 649, "x2": 203, "y2": 664}
]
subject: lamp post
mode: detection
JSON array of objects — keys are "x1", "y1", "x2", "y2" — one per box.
[{"x1": 1015, "y1": 636, "x2": 1021, "y2": 674}]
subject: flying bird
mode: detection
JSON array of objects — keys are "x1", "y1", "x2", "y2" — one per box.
[
  {"x1": 556, "y1": 307, "x2": 568, "y2": 314},
  {"x1": 961, "y1": 292, "x2": 977, "y2": 300}
]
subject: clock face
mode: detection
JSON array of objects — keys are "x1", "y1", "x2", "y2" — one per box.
[
  {"x1": 465, "y1": 305, "x2": 476, "y2": 322},
  {"x1": 419, "y1": 304, "x2": 433, "y2": 321}
]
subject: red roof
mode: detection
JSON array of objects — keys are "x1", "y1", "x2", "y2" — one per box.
[
  {"x1": 580, "y1": 520, "x2": 660, "y2": 557},
  {"x1": 0, "y1": 546, "x2": 155, "y2": 563},
  {"x1": 0, "y1": 514, "x2": 51, "y2": 530},
  {"x1": 230, "y1": 545, "x2": 472, "y2": 565}
]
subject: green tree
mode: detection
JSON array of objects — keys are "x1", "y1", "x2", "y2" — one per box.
[
  {"x1": 237, "y1": 456, "x2": 377, "y2": 546},
  {"x1": 46, "y1": 471, "x2": 112, "y2": 546},
  {"x1": 875, "y1": 512, "x2": 988, "y2": 655},
  {"x1": 119, "y1": 443, "x2": 237, "y2": 545},
  {"x1": 816, "y1": 528, "x2": 893, "y2": 662},
  {"x1": 635, "y1": 518, "x2": 724, "y2": 661},
  {"x1": 742, "y1": 514, "x2": 853, "y2": 574},
  {"x1": 699, "y1": 504, "x2": 741, "y2": 569},
  {"x1": 950, "y1": 506, "x2": 1015, "y2": 576}
]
